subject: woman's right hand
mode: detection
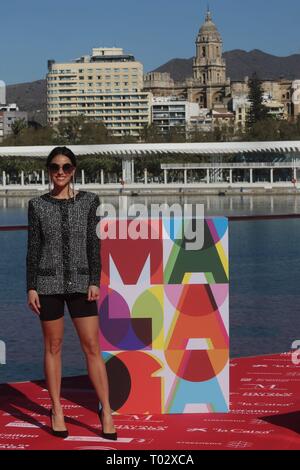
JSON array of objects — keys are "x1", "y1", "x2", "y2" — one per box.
[{"x1": 27, "y1": 289, "x2": 41, "y2": 315}]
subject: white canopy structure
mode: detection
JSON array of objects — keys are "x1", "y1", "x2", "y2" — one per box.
[{"x1": 0, "y1": 141, "x2": 300, "y2": 158}]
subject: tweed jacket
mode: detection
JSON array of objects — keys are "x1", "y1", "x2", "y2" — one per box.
[{"x1": 26, "y1": 190, "x2": 101, "y2": 295}]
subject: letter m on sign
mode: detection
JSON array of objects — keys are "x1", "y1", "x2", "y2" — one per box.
[{"x1": 101, "y1": 219, "x2": 163, "y2": 285}]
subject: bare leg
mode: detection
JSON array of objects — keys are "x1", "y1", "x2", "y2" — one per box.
[
  {"x1": 41, "y1": 317, "x2": 67, "y2": 431},
  {"x1": 72, "y1": 316, "x2": 116, "y2": 433}
]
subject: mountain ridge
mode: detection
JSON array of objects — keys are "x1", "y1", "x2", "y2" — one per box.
[{"x1": 153, "y1": 49, "x2": 300, "y2": 81}]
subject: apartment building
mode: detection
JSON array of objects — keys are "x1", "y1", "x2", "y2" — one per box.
[
  {"x1": 47, "y1": 47, "x2": 151, "y2": 137},
  {"x1": 152, "y1": 96, "x2": 200, "y2": 134}
]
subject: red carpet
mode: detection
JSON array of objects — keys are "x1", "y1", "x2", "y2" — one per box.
[{"x1": 0, "y1": 352, "x2": 299, "y2": 450}]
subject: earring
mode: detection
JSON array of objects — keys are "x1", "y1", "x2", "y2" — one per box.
[{"x1": 72, "y1": 173, "x2": 76, "y2": 201}]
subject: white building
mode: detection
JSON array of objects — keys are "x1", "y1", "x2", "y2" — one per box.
[
  {"x1": 0, "y1": 81, "x2": 28, "y2": 142},
  {"x1": 152, "y1": 96, "x2": 200, "y2": 133},
  {"x1": 188, "y1": 108, "x2": 213, "y2": 132},
  {"x1": 292, "y1": 80, "x2": 300, "y2": 117},
  {"x1": 262, "y1": 93, "x2": 285, "y2": 120},
  {"x1": 0, "y1": 80, "x2": 6, "y2": 105},
  {"x1": 231, "y1": 96, "x2": 251, "y2": 130},
  {"x1": 232, "y1": 92, "x2": 286, "y2": 129}
]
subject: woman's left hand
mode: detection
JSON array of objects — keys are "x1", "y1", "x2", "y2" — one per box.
[{"x1": 87, "y1": 285, "x2": 100, "y2": 301}]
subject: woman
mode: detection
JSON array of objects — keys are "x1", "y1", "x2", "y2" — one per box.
[{"x1": 26, "y1": 146, "x2": 117, "y2": 440}]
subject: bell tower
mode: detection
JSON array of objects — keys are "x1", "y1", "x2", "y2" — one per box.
[{"x1": 193, "y1": 9, "x2": 226, "y2": 85}]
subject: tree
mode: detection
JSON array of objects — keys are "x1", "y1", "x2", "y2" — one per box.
[
  {"x1": 11, "y1": 118, "x2": 27, "y2": 136},
  {"x1": 54, "y1": 115, "x2": 115, "y2": 145},
  {"x1": 141, "y1": 123, "x2": 164, "y2": 143},
  {"x1": 2, "y1": 125, "x2": 56, "y2": 146},
  {"x1": 166, "y1": 124, "x2": 186, "y2": 143},
  {"x1": 55, "y1": 115, "x2": 86, "y2": 144},
  {"x1": 247, "y1": 73, "x2": 269, "y2": 129},
  {"x1": 77, "y1": 120, "x2": 111, "y2": 144},
  {"x1": 245, "y1": 118, "x2": 280, "y2": 141}
]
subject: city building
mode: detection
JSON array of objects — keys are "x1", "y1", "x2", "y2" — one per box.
[
  {"x1": 292, "y1": 80, "x2": 300, "y2": 117},
  {"x1": 143, "y1": 72, "x2": 175, "y2": 98},
  {"x1": 188, "y1": 109, "x2": 213, "y2": 132},
  {"x1": 262, "y1": 94, "x2": 285, "y2": 120},
  {"x1": 0, "y1": 81, "x2": 28, "y2": 142},
  {"x1": 144, "y1": 10, "x2": 231, "y2": 111},
  {"x1": 189, "y1": 9, "x2": 231, "y2": 109},
  {"x1": 231, "y1": 92, "x2": 286, "y2": 130},
  {"x1": 211, "y1": 109, "x2": 235, "y2": 129},
  {"x1": 0, "y1": 80, "x2": 6, "y2": 105},
  {"x1": 231, "y1": 96, "x2": 251, "y2": 130},
  {"x1": 152, "y1": 96, "x2": 199, "y2": 134},
  {"x1": 47, "y1": 47, "x2": 152, "y2": 137},
  {"x1": 144, "y1": 9, "x2": 300, "y2": 124},
  {"x1": 151, "y1": 96, "x2": 233, "y2": 135}
]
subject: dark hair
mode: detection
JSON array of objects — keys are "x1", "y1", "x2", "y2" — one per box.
[{"x1": 46, "y1": 146, "x2": 77, "y2": 168}]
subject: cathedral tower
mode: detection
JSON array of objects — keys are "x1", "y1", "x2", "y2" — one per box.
[
  {"x1": 193, "y1": 9, "x2": 226, "y2": 84},
  {"x1": 190, "y1": 9, "x2": 229, "y2": 109}
]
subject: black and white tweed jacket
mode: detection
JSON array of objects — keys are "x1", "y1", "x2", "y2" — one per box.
[{"x1": 26, "y1": 190, "x2": 101, "y2": 295}]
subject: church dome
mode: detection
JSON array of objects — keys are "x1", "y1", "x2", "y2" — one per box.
[{"x1": 198, "y1": 11, "x2": 222, "y2": 41}]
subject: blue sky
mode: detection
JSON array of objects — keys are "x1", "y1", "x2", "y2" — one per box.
[{"x1": 1, "y1": 0, "x2": 300, "y2": 85}]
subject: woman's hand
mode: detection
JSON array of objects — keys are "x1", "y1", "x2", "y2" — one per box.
[
  {"x1": 27, "y1": 289, "x2": 41, "y2": 315},
  {"x1": 87, "y1": 285, "x2": 100, "y2": 301}
]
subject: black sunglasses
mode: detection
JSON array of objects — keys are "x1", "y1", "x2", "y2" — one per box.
[{"x1": 48, "y1": 163, "x2": 74, "y2": 174}]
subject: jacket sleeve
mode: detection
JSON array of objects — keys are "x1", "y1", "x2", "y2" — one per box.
[
  {"x1": 26, "y1": 200, "x2": 41, "y2": 292},
  {"x1": 87, "y1": 194, "x2": 102, "y2": 286}
]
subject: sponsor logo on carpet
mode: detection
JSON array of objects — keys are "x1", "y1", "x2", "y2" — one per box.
[
  {"x1": 0, "y1": 433, "x2": 39, "y2": 439},
  {"x1": 65, "y1": 436, "x2": 153, "y2": 444},
  {"x1": 0, "y1": 443, "x2": 30, "y2": 449},
  {"x1": 177, "y1": 441, "x2": 223, "y2": 446},
  {"x1": 5, "y1": 421, "x2": 46, "y2": 428},
  {"x1": 116, "y1": 425, "x2": 168, "y2": 431},
  {"x1": 226, "y1": 441, "x2": 253, "y2": 448}
]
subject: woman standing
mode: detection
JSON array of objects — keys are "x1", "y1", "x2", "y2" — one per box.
[{"x1": 26, "y1": 146, "x2": 117, "y2": 440}]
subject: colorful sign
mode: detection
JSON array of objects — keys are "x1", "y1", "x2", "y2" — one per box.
[{"x1": 98, "y1": 217, "x2": 229, "y2": 414}]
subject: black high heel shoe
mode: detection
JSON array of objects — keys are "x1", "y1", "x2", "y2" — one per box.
[
  {"x1": 49, "y1": 409, "x2": 69, "y2": 438},
  {"x1": 98, "y1": 403, "x2": 117, "y2": 440}
]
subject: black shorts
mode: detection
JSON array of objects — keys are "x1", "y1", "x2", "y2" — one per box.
[{"x1": 38, "y1": 293, "x2": 98, "y2": 322}]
